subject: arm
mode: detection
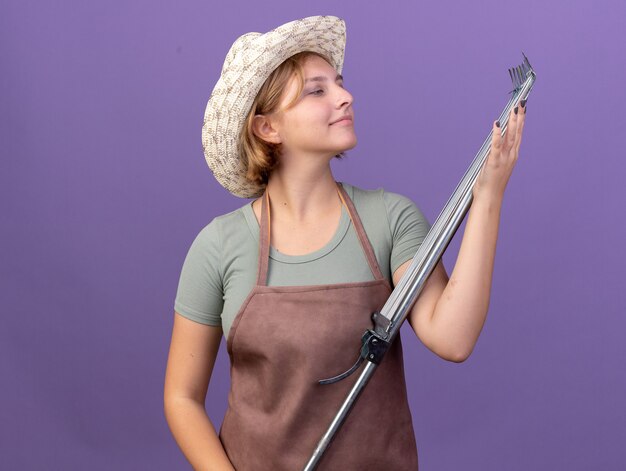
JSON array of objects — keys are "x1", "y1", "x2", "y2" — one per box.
[
  {"x1": 164, "y1": 313, "x2": 235, "y2": 471},
  {"x1": 394, "y1": 104, "x2": 526, "y2": 362}
]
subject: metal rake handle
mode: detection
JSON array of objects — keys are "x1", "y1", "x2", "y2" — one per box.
[{"x1": 302, "y1": 53, "x2": 537, "y2": 471}]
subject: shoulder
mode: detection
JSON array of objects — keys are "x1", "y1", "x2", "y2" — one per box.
[
  {"x1": 339, "y1": 182, "x2": 422, "y2": 222},
  {"x1": 197, "y1": 202, "x2": 250, "y2": 237},
  {"x1": 211, "y1": 203, "x2": 250, "y2": 231},
  {"x1": 187, "y1": 203, "x2": 251, "y2": 258},
  {"x1": 339, "y1": 182, "x2": 396, "y2": 247},
  {"x1": 340, "y1": 181, "x2": 429, "y2": 244},
  {"x1": 339, "y1": 181, "x2": 384, "y2": 208}
]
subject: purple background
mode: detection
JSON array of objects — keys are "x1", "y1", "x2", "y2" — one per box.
[{"x1": 2, "y1": 0, "x2": 625, "y2": 469}]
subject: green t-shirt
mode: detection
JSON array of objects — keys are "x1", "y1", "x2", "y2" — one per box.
[{"x1": 174, "y1": 182, "x2": 430, "y2": 339}]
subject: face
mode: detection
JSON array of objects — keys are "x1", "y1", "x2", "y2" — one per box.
[{"x1": 265, "y1": 55, "x2": 356, "y2": 163}]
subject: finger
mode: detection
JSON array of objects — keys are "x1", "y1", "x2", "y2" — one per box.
[
  {"x1": 515, "y1": 111, "x2": 525, "y2": 153},
  {"x1": 514, "y1": 100, "x2": 527, "y2": 152},
  {"x1": 504, "y1": 106, "x2": 518, "y2": 150},
  {"x1": 490, "y1": 119, "x2": 503, "y2": 161}
]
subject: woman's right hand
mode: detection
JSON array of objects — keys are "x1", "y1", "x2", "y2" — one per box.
[{"x1": 164, "y1": 314, "x2": 235, "y2": 471}]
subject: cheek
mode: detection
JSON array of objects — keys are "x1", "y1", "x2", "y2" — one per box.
[
  {"x1": 292, "y1": 112, "x2": 330, "y2": 135},
  {"x1": 279, "y1": 106, "x2": 334, "y2": 144}
]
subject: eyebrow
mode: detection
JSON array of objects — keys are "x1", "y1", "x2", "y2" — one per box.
[{"x1": 304, "y1": 74, "x2": 343, "y2": 83}]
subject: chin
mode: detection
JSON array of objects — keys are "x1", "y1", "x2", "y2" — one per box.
[
  {"x1": 341, "y1": 137, "x2": 358, "y2": 152},
  {"x1": 320, "y1": 138, "x2": 357, "y2": 159},
  {"x1": 334, "y1": 133, "x2": 357, "y2": 152}
]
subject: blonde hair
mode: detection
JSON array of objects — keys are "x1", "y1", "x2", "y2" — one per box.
[{"x1": 238, "y1": 51, "x2": 346, "y2": 187}]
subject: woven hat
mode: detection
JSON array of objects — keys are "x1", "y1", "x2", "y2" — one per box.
[{"x1": 201, "y1": 15, "x2": 347, "y2": 198}]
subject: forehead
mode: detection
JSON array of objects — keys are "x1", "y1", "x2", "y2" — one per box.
[{"x1": 301, "y1": 54, "x2": 337, "y2": 75}]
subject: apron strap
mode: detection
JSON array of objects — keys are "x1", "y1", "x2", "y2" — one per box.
[
  {"x1": 257, "y1": 190, "x2": 272, "y2": 286},
  {"x1": 335, "y1": 182, "x2": 386, "y2": 282},
  {"x1": 257, "y1": 182, "x2": 386, "y2": 286}
]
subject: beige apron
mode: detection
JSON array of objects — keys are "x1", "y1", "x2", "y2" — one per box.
[{"x1": 219, "y1": 183, "x2": 418, "y2": 470}]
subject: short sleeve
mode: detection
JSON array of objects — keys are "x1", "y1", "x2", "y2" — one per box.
[
  {"x1": 383, "y1": 191, "x2": 431, "y2": 275},
  {"x1": 173, "y1": 219, "x2": 224, "y2": 326}
]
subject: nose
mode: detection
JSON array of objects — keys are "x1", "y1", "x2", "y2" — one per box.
[{"x1": 335, "y1": 84, "x2": 353, "y2": 109}]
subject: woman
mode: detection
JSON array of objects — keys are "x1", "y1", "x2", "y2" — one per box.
[{"x1": 164, "y1": 15, "x2": 526, "y2": 470}]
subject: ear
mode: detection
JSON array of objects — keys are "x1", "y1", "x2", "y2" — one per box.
[{"x1": 252, "y1": 114, "x2": 282, "y2": 145}]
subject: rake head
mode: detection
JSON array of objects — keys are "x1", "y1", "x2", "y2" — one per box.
[{"x1": 508, "y1": 52, "x2": 535, "y2": 94}]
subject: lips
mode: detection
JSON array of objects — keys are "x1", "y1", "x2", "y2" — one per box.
[{"x1": 330, "y1": 116, "x2": 353, "y2": 125}]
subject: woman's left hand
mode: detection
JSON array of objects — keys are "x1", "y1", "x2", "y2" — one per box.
[{"x1": 473, "y1": 101, "x2": 527, "y2": 201}]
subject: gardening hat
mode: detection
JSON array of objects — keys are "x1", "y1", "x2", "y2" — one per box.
[{"x1": 201, "y1": 15, "x2": 347, "y2": 198}]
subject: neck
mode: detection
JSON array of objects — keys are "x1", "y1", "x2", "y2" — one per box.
[{"x1": 264, "y1": 160, "x2": 340, "y2": 223}]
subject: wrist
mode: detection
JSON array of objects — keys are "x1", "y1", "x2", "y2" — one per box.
[{"x1": 472, "y1": 190, "x2": 504, "y2": 214}]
